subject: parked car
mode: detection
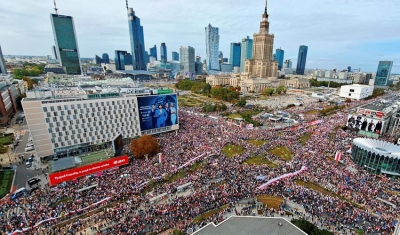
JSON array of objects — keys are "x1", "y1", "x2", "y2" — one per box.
[
  {"x1": 26, "y1": 162, "x2": 32, "y2": 168},
  {"x1": 27, "y1": 178, "x2": 41, "y2": 187},
  {"x1": 25, "y1": 146, "x2": 34, "y2": 152},
  {"x1": 26, "y1": 143, "x2": 34, "y2": 148},
  {"x1": 10, "y1": 188, "x2": 27, "y2": 200}
]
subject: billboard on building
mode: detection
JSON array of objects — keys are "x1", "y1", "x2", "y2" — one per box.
[
  {"x1": 48, "y1": 155, "x2": 129, "y2": 185},
  {"x1": 112, "y1": 133, "x2": 123, "y2": 156},
  {"x1": 137, "y1": 94, "x2": 178, "y2": 131},
  {"x1": 346, "y1": 114, "x2": 385, "y2": 136}
]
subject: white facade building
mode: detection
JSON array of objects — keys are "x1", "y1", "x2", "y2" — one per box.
[{"x1": 339, "y1": 84, "x2": 373, "y2": 100}]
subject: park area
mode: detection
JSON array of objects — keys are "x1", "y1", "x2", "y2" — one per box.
[
  {"x1": 299, "y1": 133, "x2": 311, "y2": 145},
  {"x1": 0, "y1": 133, "x2": 14, "y2": 154},
  {"x1": 247, "y1": 139, "x2": 267, "y2": 146},
  {"x1": 0, "y1": 170, "x2": 14, "y2": 198},
  {"x1": 222, "y1": 144, "x2": 244, "y2": 158},
  {"x1": 268, "y1": 146, "x2": 293, "y2": 161}
]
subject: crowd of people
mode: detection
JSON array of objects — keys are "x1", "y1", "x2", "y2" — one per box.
[{"x1": 0, "y1": 94, "x2": 399, "y2": 235}]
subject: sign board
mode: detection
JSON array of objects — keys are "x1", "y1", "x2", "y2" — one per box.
[
  {"x1": 157, "y1": 89, "x2": 173, "y2": 94},
  {"x1": 359, "y1": 130, "x2": 379, "y2": 139},
  {"x1": 357, "y1": 108, "x2": 384, "y2": 119},
  {"x1": 48, "y1": 155, "x2": 129, "y2": 185}
]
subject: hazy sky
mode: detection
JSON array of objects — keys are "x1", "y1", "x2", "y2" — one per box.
[{"x1": 1, "y1": 0, "x2": 400, "y2": 73}]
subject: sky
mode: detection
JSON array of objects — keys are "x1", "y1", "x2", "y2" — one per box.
[{"x1": 1, "y1": 0, "x2": 400, "y2": 73}]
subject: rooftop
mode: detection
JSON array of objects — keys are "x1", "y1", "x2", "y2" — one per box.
[
  {"x1": 359, "y1": 100, "x2": 396, "y2": 113},
  {"x1": 115, "y1": 70, "x2": 155, "y2": 76},
  {"x1": 353, "y1": 138, "x2": 400, "y2": 160},
  {"x1": 193, "y1": 216, "x2": 307, "y2": 235}
]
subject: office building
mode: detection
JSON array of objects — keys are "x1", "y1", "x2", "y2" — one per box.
[
  {"x1": 50, "y1": 14, "x2": 82, "y2": 74},
  {"x1": 172, "y1": 51, "x2": 179, "y2": 61},
  {"x1": 180, "y1": 46, "x2": 195, "y2": 78},
  {"x1": 244, "y1": 1, "x2": 278, "y2": 78},
  {"x1": 144, "y1": 51, "x2": 149, "y2": 66},
  {"x1": 240, "y1": 36, "x2": 253, "y2": 72},
  {"x1": 195, "y1": 56, "x2": 203, "y2": 75},
  {"x1": 275, "y1": 48, "x2": 284, "y2": 70},
  {"x1": 127, "y1": 8, "x2": 146, "y2": 70},
  {"x1": 296, "y1": 45, "x2": 308, "y2": 75},
  {"x1": 149, "y1": 45, "x2": 157, "y2": 60},
  {"x1": 220, "y1": 63, "x2": 233, "y2": 73},
  {"x1": 283, "y1": 59, "x2": 292, "y2": 69},
  {"x1": 51, "y1": 45, "x2": 58, "y2": 60},
  {"x1": 374, "y1": 61, "x2": 393, "y2": 87},
  {"x1": 160, "y1": 43, "x2": 167, "y2": 63},
  {"x1": 205, "y1": 24, "x2": 220, "y2": 71},
  {"x1": 102, "y1": 53, "x2": 110, "y2": 64},
  {"x1": 124, "y1": 52, "x2": 133, "y2": 65},
  {"x1": 339, "y1": 84, "x2": 373, "y2": 100},
  {"x1": 94, "y1": 55, "x2": 102, "y2": 65},
  {"x1": 115, "y1": 50, "x2": 127, "y2": 70},
  {"x1": 0, "y1": 46, "x2": 6, "y2": 74},
  {"x1": 348, "y1": 66, "x2": 351, "y2": 72}
]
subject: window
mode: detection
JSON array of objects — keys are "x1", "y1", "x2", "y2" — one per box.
[
  {"x1": 77, "y1": 104, "x2": 81, "y2": 109},
  {"x1": 57, "y1": 106, "x2": 61, "y2": 111},
  {"x1": 50, "y1": 106, "x2": 54, "y2": 111},
  {"x1": 349, "y1": 93, "x2": 351, "y2": 96},
  {"x1": 350, "y1": 89, "x2": 355, "y2": 92},
  {"x1": 45, "y1": 118, "x2": 50, "y2": 123},
  {"x1": 43, "y1": 107, "x2": 48, "y2": 112}
]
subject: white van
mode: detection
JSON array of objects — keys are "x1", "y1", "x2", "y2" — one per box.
[{"x1": 25, "y1": 146, "x2": 34, "y2": 152}]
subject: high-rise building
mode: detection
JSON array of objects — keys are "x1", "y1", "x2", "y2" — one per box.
[
  {"x1": 272, "y1": 54, "x2": 276, "y2": 61},
  {"x1": 149, "y1": 45, "x2": 157, "y2": 60},
  {"x1": 283, "y1": 59, "x2": 292, "y2": 69},
  {"x1": 124, "y1": 53, "x2": 132, "y2": 65},
  {"x1": 195, "y1": 56, "x2": 203, "y2": 75},
  {"x1": 347, "y1": 66, "x2": 351, "y2": 72},
  {"x1": 205, "y1": 24, "x2": 220, "y2": 71},
  {"x1": 275, "y1": 48, "x2": 284, "y2": 70},
  {"x1": 0, "y1": 45, "x2": 6, "y2": 74},
  {"x1": 127, "y1": 8, "x2": 146, "y2": 70},
  {"x1": 180, "y1": 46, "x2": 195, "y2": 78},
  {"x1": 51, "y1": 45, "x2": 58, "y2": 60},
  {"x1": 50, "y1": 14, "x2": 82, "y2": 74},
  {"x1": 144, "y1": 51, "x2": 149, "y2": 66},
  {"x1": 102, "y1": 53, "x2": 110, "y2": 64},
  {"x1": 244, "y1": 1, "x2": 278, "y2": 78},
  {"x1": 94, "y1": 55, "x2": 103, "y2": 65},
  {"x1": 296, "y1": 45, "x2": 308, "y2": 75},
  {"x1": 115, "y1": 50, "x2": 127, "y2": 70},
  {"x1": 374, "y1": 61, "x2": 393, "y2": 87},
  {"x1": 160, "y1": 43, "x2": 167, "y2": 63},
  {"x1": 230, "y1": 42, "x2": 241, "y2": 68},
  {"x1": 172, "y1": 51, "x2": 179, "y2": 61},
  {"x1": 240, "y1": 36, "x2": 253, "y2": 72}
]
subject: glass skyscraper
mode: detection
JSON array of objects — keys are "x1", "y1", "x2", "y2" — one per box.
[
  {"x1": 160, "y1": 43, "x2": 167, "y2": 63},
  {"x1": 94, "y1": 55, "x2": 102, "y2": 65},
  {"x1": 205, "y1": 24, "x2": 220, "y2": 71},
  {"x1": 0, "y1": 45, "x2": 6, "y2": 74},
  {"x1": 275, "y1": 48, "x2": 284, "y2": 70},
  {"x1": 172, "y1": 51, "x2": 179, "y2": 61},
  {"x1": 230, "y1": 43, "x2": 241, "y2": 68},
  {"x1": 374, "y1": 61, "x2": 393, "y2": 87},
  {"x1": 180, "y1": 46, "x2": 195, "y2": 78},
  {"x1": 102, "y1": 53, "x2": 110, "y2": 64},
  {"x1": 296, "y1": 45, "x2": 308, "y2": 75},
  {"x1": 149, "y1": 45, "x2": 157, "y2": 60},
  {"x1": 240, "y1": 36, "x2": 253, "y2": 72},
  {"x1": 50, "y1": 14, "x2": 82, "y2": 74},
  {"x1": 115, "y1": 50, "x2": 127, "y2": 70},
  {"x1": 127, "y1": 8, "x2": 146, "y2": 70}
]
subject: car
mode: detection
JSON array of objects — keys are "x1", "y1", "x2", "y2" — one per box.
[
  {"x1": 27, "y1": 178, "x2": 41, "y2": 187},
  {"x1": 28, "y1": 158, "x2": 33, "y2": 163},
  {"x1": 26, "y1": 143, "x2": 34, "y2": 148},
  {"x1": 26, "y1": 162, "x2": 32, "y2": 168},
  {"x1": 25, "y1": 146, "x2": 34, "y2": 152},
  {"x1": 13, "y1": 141, "x2": 18, "y2": 147},
  {"x1": 10, "y1": 188, "x2": 27, "y2": 200},
  {"x1": 52, "y1": 156, "x2": 59, "y2": 161}
]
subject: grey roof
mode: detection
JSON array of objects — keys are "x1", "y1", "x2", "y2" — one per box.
[
  {"x1": 359, "y1": 101, "x2": 394, "y2": 112},
  {"x1": 353, "y1": 138, "x2": 400, "y2": 159},
  {"x1": 51, "y1": 156, "x2": 76, "y2": 172},
  {"x1": 193, "y1": 216, "x2": 307, "y2": 235},
  {"x1": 115, "y1": 70, "x2": 155, "y2": 76}
]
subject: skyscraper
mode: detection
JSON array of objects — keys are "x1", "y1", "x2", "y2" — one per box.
[
  {"x1": 347, "y1": 66, "x2": 351, "y2": 72},
  {"x1": 115, "y1": 50, "x2": 127, "y2": 70},
  {"x1": 50, "y1": 14, "x2": 82, "y2": 74},
  {"x1": 205, "y1": 24, "x2": 220, "y2": 71},
  {"x1": 283, "y1": 59, "x2": 292, "y2": 69},
  {"x1": 144, "y1": 51, "x2": 149, "y2": 66},
  {"x1": 149, "y1": 45, "x2": 157, "y2": 60},
  {"x1": 296, "y1": 45, "x2": 308, "y2": 75},
  {"x1": 180, "y1": 46, "x2": 195, "y2": 78},
  {"x1": 0, "y1": 45, "x2": 6, "y2": 74},
  {"x1": 275, "y1": 48, "x2": 284, "y2": 70},
  {"x1": 127, "y1": 7, "x2": 146, "y2": 70},
  {"x1": 160, "y1": 43, "x2": 167, "y2": 63},
  {"x1": 240, "y1": 36, "x2": 253, "y2": 72},
  {"x1": 124, "y1": 53, "x2": 133, "y2": 65},
  {"x1": 51, "y1": 45, "x2": 58, "y2": 60},
  {"x1": 172, "y1": 51, "x2": 179, "y2": 61},
  {"x1": 244, "y1": 1, "x2": 278, "y2": 78},
  {"x1": 230, "y1": 43, "x2": 241, "y2": 68},
  {"x1": 195, "y1": 56, "x2": 203, "y2": 75},
  {"x1": 94, "y1": 55, "x2": 102, "y2": 65},
  {"x1": 374, "y1": 61, "x2": 393, "y2": 87},
  {"x1": 102, "y1": 53, "x2": 110, "y2": 64}
]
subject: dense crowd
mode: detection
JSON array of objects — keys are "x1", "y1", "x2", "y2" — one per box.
[{"x1": 0, "y1": 95, "x2": 399, "y2": 235}]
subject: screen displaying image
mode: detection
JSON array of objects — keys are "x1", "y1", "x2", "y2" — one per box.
[
  {"x1": 137, "y1": 94, "x2": 178, "y2": 131},
  {"x1": 346, "y1": 114, "x2": 385, "y2": 135}
]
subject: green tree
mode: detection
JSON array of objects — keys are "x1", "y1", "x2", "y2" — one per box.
[
  {"x1": 203, "y1": 103, "x2": 215, "y2": 112},
  {"x1": 237, "y1": 97, "x2": 247, "y2": 107},
  {"x1": 264, "y1": 87, "x2": 274, "y2": 96},
  {"x1": 276, "y1": 86, "x2": 284, "y2": 94},
  {"x1": 203, "y1": 83, "x2": 212, "y2": 94},
  {"x1": 191, "y1": 83, "x2": 207, "y2": 94},
  {"x1": 219, "y1": 103, "x2": 227, "y2": 111},
  {"x1": 291, "y1": 219, "x2": 334, "y2": 235}
]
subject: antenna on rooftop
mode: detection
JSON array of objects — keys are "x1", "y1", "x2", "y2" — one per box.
[
  {"x1": 126, "y1": 0, "x2": 129, "y2": 10},
  {"x1": 54, "y1": 0, "x2": 58, "y2": 14}
]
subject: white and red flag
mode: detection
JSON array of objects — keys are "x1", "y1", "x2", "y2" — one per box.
[
  {"x1": 158, "y1": 153, "x2": 164, "y2": 164},
  {"x1": 335, "y1": 151, "x2": 342, "y2": 161}
]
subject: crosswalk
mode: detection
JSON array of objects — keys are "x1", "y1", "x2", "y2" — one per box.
[{"x1": 5, "y1": 206, "x2": 23, "y2": 218}]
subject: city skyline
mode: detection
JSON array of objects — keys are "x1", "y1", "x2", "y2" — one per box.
[{"x1": 0, "y1": 0, "x2": 400, "y2": 73}]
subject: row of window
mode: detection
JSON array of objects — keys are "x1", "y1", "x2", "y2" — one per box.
[
  {"x1": 42, "y1": 99, "x2": 137, "y2": 112},
  {"x1": 46, "y1": 114, "x2": 137, "y2": 125},
  {"x1": 45, "y1": 105, "x2": 136, "y2": 118}
]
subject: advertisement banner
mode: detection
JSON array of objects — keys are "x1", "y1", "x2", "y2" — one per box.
[
  {"x1": 346, "y1": 114, "x2": 385, "y2": 135},
  {"x1": 48, "y1": 156, "x2": 129, "y2": 185},
  {"x1": 137, "y1": 94, "x2": 178, "y2": 131}
]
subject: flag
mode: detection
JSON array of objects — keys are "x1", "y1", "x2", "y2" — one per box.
[
  {"x1": 335, "y1": 151, "x2": 342, "y2": 161},
  {"x1": 158, "y1": 153, "x2": 164, "y2": 164}
]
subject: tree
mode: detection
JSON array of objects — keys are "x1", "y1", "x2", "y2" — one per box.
[
  {"x1": 203, "y1": 83, "x2": 212, "y2": 94},
  {"x1": 130, "y1": 135, "x2": 160, "y2": 158},
  {"x1": 264, "y1": 88, "x2": 274, "y2": 96},
  {"x1": 237, "y1": 97, "x2": 247, "y2": 107},
  {"x1": 291, "y1": 219, "x2": 333, "y2": 235},
  {"x1": 203, "y1": 103, "x2": 215, "y2": 112},
  {"x1": 276, "y1": 86, "x2": 284, "y2": 94},
  {"x1": 16, "y1": 94, "x2": 26, "y2": 110},
  {"x1": 22, "y1": 77, "x2": 34, "y2": 90}
]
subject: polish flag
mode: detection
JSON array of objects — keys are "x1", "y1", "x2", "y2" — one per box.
[
  {"x1": 158, "y1": 153, "x2": 164, "y2": 164},
  {"x1": 335, "y1": 151, "x2": 342, "y2": 161}
]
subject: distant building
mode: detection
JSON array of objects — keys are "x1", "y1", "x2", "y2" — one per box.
[
  {"x1": 149, "y1": 45, "x2": 157, "y2": 60},
  {"x1": 160, "y1": 43, "x2": 167, "y2": 63},
  {"x1": 280, "y1": 78, "x2": 310, "y2": 89},
  {"x1": 347, "y1": 66, "x2": 351, "y2": 72},
  {"x1": 275, "y1": 48, "x2": 284, "y2": 70},
  {"x1": 240, "y1": 36, "x2": 253, "y2": 72},
  {"x1": 365, "y1": 73, "x2": 373, "y2": 85},
  {"x1": 374, "y1": 61, "x2": 393, "y2": 87},
  {"x1": 296, "y1": 45, "x2": 308, "y2": 75},
  {"x1": 50, "y1": 14, "x2": 82, "y2": 74},
  {"x1": 230, "y1": 43, "x2": 241, "y2": 68},
  {"x1": 94, "y1": 55, "x2": 102, "y2": 65},
  {"x1": 283, "y1": 59, "x2": 292, "y2": 69},
  {"x1": 195, "y1": 56, "x2": 203, "y2": 75},
  {"x1": 220, "y1": 63, "x2": 233, "y2": 73},
  {"x1": 115, "y1": 50, "x2": 127, "y2": 70},
  {"x1": 51, "y1": 45, "x2": 58, "y2": 60},
  {"x1": 102, "y1": 53, "x2": 110, "y2": 64},
  {"x1": 0, "y1": 45, "x2": 6, "y2": 74},
  {"x1": 124, "y1": 53, "x2": 133, "y2": 65},
  {"x1": 205, "y1": 24, "x2": 220, "y2": 71},
  {"x1": 180, "y1": 46, "x2": 195, "y2": 78},
  {"x1": 44, "y1": 64, "x2": 65, "y2": 74},
  {"x1": 127, "y1": 8, "x2": 146, "y2": 70},
  {"x1": 339, "y1": 84, "x2": 373, "y2": 100},
  {"x1": 144, "y1": 51, "x2": 149, "y2": 65},
  {"x1": 172, "y1": 51, "x2": 179, "y2": 61}
]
